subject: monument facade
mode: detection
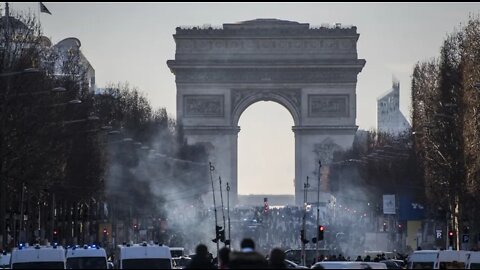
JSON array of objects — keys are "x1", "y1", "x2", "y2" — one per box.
[{"x1": 167, "y1": 19, "x2": 365, "y2": 205}]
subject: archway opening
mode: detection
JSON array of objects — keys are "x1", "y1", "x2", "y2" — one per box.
[{"x1": 238, "y1": 101, "x2": 295, "y2": 200}]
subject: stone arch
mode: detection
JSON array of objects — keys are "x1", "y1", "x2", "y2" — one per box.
[
  {"x1": 231, "y1": 89, "x2": 301, "y2": 127},
  {"x1": 167, "y1": 19, "x2": 365, "y2": 205}
]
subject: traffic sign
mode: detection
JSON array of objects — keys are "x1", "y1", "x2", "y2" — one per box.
[{"x1": 462, "y1": 234, "x2": 469, "y2": 243}]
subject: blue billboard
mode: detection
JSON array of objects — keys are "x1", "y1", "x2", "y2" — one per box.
[{"x1": 399, "y1": 195, "x2": 425, "y2": 221}]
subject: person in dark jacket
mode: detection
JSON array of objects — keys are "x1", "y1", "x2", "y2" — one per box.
[
  {"x1": 229, "y1": 238, "x2": 268, "y2": 269},
  {"x1": 218, "y1": 247, "x2": 230, "y2": 269},
  {"x1": 268, "y1": 248, "x2": 286, "y2": 269},
  {"x1": 186, "y1": 244, "x2": 215, "y2": 269}
]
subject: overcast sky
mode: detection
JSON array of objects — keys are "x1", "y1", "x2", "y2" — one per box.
[{"x1": 8, "y1": 2, "x2": 480, "y2": 195}]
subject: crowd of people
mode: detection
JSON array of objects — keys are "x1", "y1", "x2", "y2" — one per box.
[
  {"x1": 185, "y1": 238, "x2": 294, "y2": 269},
  {"x1": 164, "y1": 203, "x2": 374, "y2": 258},
  {"x1": 184, "y1": 238, "x2": 406, "y2": 269}
]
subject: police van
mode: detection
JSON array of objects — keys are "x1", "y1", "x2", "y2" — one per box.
[
  {"x1": 169, "y1": 247, "x2": 184, "y2": 258},
  {"x1": 407, "y1": 250, "x2": 468, "y2": 269},
  {"x1": 0, "y1": 251, "x2": 10, "y2": 269},
  {"x1": 115, "y1": 242, "x2": 172, "y2": 269},
  {"x1": 10, "y1": 244, "x2": 65, "y2": 269},
  {"x1": 65, "y1": 245, "x2": 109, "y2": 269},
  {"x1": 437, "y1": 250, "x2": 468, "y2": 269},
  {"x1": 467, "y1": 251, "x2": 480, "y2": 269}
]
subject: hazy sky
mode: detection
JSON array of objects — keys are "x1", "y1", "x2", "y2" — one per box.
[{"x1": 8, "y1": 2, "x2": 480, "y2": 195}]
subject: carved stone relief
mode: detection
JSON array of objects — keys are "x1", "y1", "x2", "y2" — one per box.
[
  {"x1": 183, "y1": 95, "x2": 224, "y2": 117},
  {"x1": 312, "y1": 137, "x2": 344, "y2": 176},
  {"x1": 177, "y1": 70, "x2": 358, "y2": 84},
  {"x1": 177, "y1": 38, "x2": 356, "y2": 54},
  {"x1": 308, "y1": 94, "x2": 349, "y2": 117},
  {"x1": 231, "y1": 88, "x2": 301, "y2": 115}
]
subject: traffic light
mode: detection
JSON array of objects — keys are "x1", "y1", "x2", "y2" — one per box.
[
  {"x1": 448, "y1": 229, "x2": 454, "y2": 247},
  {"x1": 53, "y1": 229, "x2": 58, "y2": 241},
  {"x1": 102, "y1": 227, "x2": 108, "y2": 240},
  {"x1": 318, "y1": 225, "x2": 325, "y2": 241}
]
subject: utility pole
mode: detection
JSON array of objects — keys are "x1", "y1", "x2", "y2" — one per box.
[
  {"x1": 226, "y1": 182, "x2": 231, "y2": 248},
  {"x1": 0, "y1": 2, "x2": 11, "y2": 250},
  {"x1": 218, "y1": 176, "x2": 227, "y2": 247},
  {"x1": 209, "y1": 162, "x2": 219, "y2": 258},
  {"x1": 51, "y1": 192, "x2": 55, "y2": 244},
  {"x1": 18, "y1": 183, "x2": 25, "y2": 244},
  {"x1": 316, "y1": 161, "x2": 322, "y2": 262},
  {"x1": 301, "y1": 176, "x2": 310, "y2": 267}
]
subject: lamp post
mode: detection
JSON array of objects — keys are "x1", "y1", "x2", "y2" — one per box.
[
  {"x1": 301, "y1": 176, "x2": 310, "y2": 267},
  {"x1": 226, "y1": 182, "x2": 231, "y2": 248},
  {"x1": 316, "y1": 160, "x2": 322, "y2": 262}
]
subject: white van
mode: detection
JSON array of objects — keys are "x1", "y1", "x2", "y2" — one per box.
[
  {"x1": 65, "y1": 245, "x2": 108, "y2": 269},
  {"x1": 0, "y1": 252, "x2": 10, "y2": 269},
  {"x1": 407, "y1": 250, "x2": 468, "y2": 269},
  {"x1": 169, "y1": 247, "x2": 184, "y2": 258},
  {"x1": 437, "y1": 250, "x2": 468, "y2": 269},
  {"x1": 407, "y1": 250, "x2": 438, "y2": 269},
  {"x1": 115, "y1": 242, "x2": 172, "y2": 269},
  {"x1": 311, "y1": 261, "x2": 387, "y2": 269},
  {"x1": 10, "y1": 244, "x2": 65, "y2": 269},
  {"x1": 467, "y1": 252, "x2": 480, "y2": 269}
]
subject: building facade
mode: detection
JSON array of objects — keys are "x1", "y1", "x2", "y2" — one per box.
[{"x1": 377, "y1": 80, "x2": 411, "y2": 135}]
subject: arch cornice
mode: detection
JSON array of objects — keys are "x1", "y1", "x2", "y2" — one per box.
[{"x1": 231, "y1": 88, "x2": 301, "y2": 126}]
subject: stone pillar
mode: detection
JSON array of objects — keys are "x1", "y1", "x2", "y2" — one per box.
[
  {"x1": 293, "y1": 126, "x2": 357, "y2": 205},
  {"x1": 184, "y1": 126, "x2": 240, "y2": 206}
]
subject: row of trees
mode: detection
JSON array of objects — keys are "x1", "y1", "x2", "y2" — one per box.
[
  {"x1": 411, "y1": 15, "x2": 480, "y2": 249},
  {"x1": 1, "y1": 11, "x2": 210, "y2": 250},
  {"x1": 1, "y1": 11, "x2": 102, "y2": 249},
  {"x1": 329, "y1": 130, "x2": 422, "y2": 203},
  {"x1": 325, "y1": 129, "x2": 422, "y2": 253}
]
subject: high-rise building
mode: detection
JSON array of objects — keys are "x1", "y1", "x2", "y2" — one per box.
[{"x1": 377, "y1": 79, "x2": 411, "y2": 135}]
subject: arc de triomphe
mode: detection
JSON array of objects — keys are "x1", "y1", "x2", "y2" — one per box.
[{"x1": 167, "y1": 19, "x2": 365, "y2": 205}]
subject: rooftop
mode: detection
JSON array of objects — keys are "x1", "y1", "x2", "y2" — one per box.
[{"x1": 175, "y1": 18, "x2": 358, "y2": 36}]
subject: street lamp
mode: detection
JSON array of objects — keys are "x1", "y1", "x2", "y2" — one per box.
[
  {"x1": 0, "y1": 68, "x2": 42, "y2": 77},
  {"x1": 107, "y1": 130, "x2": 121, "y2": 135},
  {"x1": 51, "y1": 87, "x2": 67, "y2": 93},
  {"x1": 87, "y1": 115, "x2": 100, "y2": 121},
  {"x1": 301, "y1": 176, "x2": 310, "y2": 266},
  {"x1": 316, "y1": 160, "x2": 322, "y2": 261},
  {"x1": 68, "y1": 99, "x2": 82, "y2": 105}
]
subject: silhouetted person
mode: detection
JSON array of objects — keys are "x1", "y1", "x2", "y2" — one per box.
[
  {"x1": 218, "y1": 247, "x2": 230, "y2": 269},
  {"x1": 364, "y1": 255, "x2": 371, "y2": 262},
  {"x1": 186, "y1": 244, "x2": 215, "y2": 269},
  {"x1": 268, "y1": 248, "x2": 286, "y2": 269},
  {"x1": 355, "y1": 255, "x2": 363, "y2": 261},
  {"x1": 229, "y1": 238, "x2": 268, "y2": 269}
]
